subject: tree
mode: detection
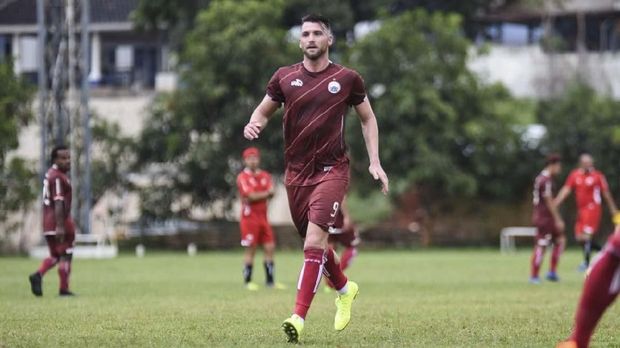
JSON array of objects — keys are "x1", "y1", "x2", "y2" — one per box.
[
  {"x1": 538, "y1": 82, "x2": 620, "y2": 194},
  {"x1": 346, "y1": 9, "x2": 535, "y2": 203},
  {"x1": 0, "y1": 61, "x2": 36, "y2": 221},
  {"x1": 135, "y1": 0, "x2": 297, "y2": 217}
]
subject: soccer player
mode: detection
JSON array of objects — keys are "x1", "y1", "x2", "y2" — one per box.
[
  {"x1": 530, "y1": 154, "x2": 564, "y2": 284},
  {"x1": 554, "y1": 153, "x2": 618, "y2": 270},
  {"x1": 236, "y1": 147, "x2": 284, "y2": 290},
  {"x1": 243, "y1": 14, "x2": 389, "y2": 343},
  {"x1": 28, "y1": 145, "x2": 76, "y2": 297},
  {"x1": 556, "y1": 226, "x2": 620, "y2": 348}
]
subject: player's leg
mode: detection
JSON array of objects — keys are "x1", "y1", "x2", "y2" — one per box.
[
  {"x1": 58, "y1": 223, "x2": 75, "y2": 296},
  {"x1": 240, "y1": 219, "x2": 260, "y2": 290},
  {"x1": 558, "y1": 229, "x2": 620, "y2": 348},
  {"x1": 530, "y1": 232, "x2": 548, "y2": 284},
  {"x1": 340, "y1": 245, "x2": 357, "y2": 271},
  {"x1": 548, "y1": 234, "x2": 565, "y2": 282},
  {"x1": 29, "y1": 235, "x2": 60, "y2": 297}
]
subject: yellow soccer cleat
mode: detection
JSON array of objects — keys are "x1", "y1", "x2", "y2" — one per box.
[
  {"x1": 245, "y1": 282, "x2": 260, "y2": 291},
  {"x1": 334, "y1": 281, "x2": 359, "y2": 331},
  {"x1": 268, "y1": 282, "x2": 288, "y2": 290},
  {"x1": 281, "y1": 314, "x2": 304, "y2": 343},
  {"x1": 555, "y1": 340, "x2": 578, "y2": 348}
]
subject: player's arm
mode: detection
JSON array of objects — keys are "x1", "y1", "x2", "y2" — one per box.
[
  {"x1": 354, "y1": 98, "x2": 389, "y2": 195},
  {"x1": 52, "y1": 178, "x2": 66, "y2": 241},
  {"x1": 237, "y1": 175, "x2": 272, "y2": 203},
  {"x1": 553, "y1": 185, "x2": 572, "y2": 207},
  {"x1": 545, "y1": 194, "x2": 564, "y2": 232},
  {"x1": 600, "y1": 175, "x2": 618, "y2": 215},
  {"x1": 243, "y1": 95, "x2": 280, "y2": 140}
]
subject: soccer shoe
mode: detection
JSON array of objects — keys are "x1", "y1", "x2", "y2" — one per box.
[
  {"x1": 529, "y1": 276, "x2": 541, "y2": 285},
  {"x1": 546, "y1": 271, "x2": 560, "y2": 282},
  {"x1": 28, "y1": 272, "x2": 42, "y2": 297},
  {"x1": 334, "y1": 281, "x2": 359, "y2": 331},
  {"x1": 245, "y1": 282, "x2": 259, "y2": 291},
  {"x1": 59, "y1": 289, "x2": 76, "y2": 297},
  {"x1": 555, "y1": 340, "x2": 578, "y2": 348},
  {"x1": 577, "y1": 262, "x2": 588, "y2": 273},
  {"x1": 267, "y1": 282, "x2": 287, "y2": 290},
  {"x1": 281, "y1": 314, "x2": 304, "y2": 343}
]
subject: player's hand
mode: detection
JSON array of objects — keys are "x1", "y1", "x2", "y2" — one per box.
[
  {"x1": 243, "y1": 122, "x2": 262, "y2": 140},
  {"x1": 369, "y1": 162, "x2": 389, "y2": 195},
  {"x1": 555, "y1": 218, "x2": 565, "y2": 233}
]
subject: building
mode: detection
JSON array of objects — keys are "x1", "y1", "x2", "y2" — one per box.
[{"x1": 470, "y1": 0, "x2": 620, "y2": 98}]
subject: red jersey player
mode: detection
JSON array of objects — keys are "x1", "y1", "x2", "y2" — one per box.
[
  {"x1": 555, "y1": 153, "x2": 618, "y2": 270},
  {"x1": 243, "y1": 14, "x2": 388, "y2": 343},
  {"x1": 28, "y1": 145, "x2": 76, "y2": 297},
  {"x1": 236, "y1": 147, "x2": 284, "y2": 290},
  {"x1": 530, "y1": 154, "x2": 564, "y2": 284}
]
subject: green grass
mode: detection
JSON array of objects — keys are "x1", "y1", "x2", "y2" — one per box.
[{"x1": 1, "y1": 249, "x2": 620, "y2": 347}]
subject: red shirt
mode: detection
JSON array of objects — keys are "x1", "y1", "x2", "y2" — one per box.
[
  {"x1": 42, "y1": 165, "x2": 72, "y2": 232},
  {"x1": 266, "y1": 62, "x2": 367, "y2": 186},
  {"x1": 564, "y1": 169, "x2": 609, "y2": 209},
  {"x1": 237, "y1": 169, "x2": 272, "y2": 219},
  {"x1": 533, "y1": 170, "x2": 554, "y2": 224}
]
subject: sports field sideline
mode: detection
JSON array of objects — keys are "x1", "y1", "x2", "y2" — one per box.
[{"x1": 2, "y1": 249, "x2": 619, "y2": 347}]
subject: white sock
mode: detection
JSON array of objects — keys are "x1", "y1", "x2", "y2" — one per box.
[
  {"x1": 292, "y1": 314, "x2": 304, "y2": 323},
  {"x1": 337, "y1": 283, "x2": 348, "y2": 295}
]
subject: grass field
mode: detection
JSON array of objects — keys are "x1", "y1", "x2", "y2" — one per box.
[{"x1": 2, "y1": 249, "x2": 620, "y2": 347}]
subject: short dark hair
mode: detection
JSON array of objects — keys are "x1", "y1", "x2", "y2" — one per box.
[
  {"x1": 301, "y1": 14, "x2": 331, "y2": 31},
  {"x1": 51, "y1": 145, "x2": 68, "y2": 162},
  {"x1": 545, "y1": 153, "x2": 561, "y2": 165}
]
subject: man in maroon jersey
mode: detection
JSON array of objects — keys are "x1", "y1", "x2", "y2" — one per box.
[
  {"x1": 236, "y1": 147, "x2": 285, "y2": 290},
  {"x1": 243, "y1": 14, "x2": 388, "y2": 343},
  {"x1": 28, "y1": 145, "x2": 76, "y2": 297},
  {"x1": 530, "y1": 154, "x2": 564, "y2": 284}
]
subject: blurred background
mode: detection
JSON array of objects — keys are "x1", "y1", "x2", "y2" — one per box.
[{"x1": 2, "y1": 0, "x2": 620, "y2": 255}]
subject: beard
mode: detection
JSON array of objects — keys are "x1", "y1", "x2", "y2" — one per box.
[{"x1": 303, "y1": 46, "x2": 326, "y2": 60}]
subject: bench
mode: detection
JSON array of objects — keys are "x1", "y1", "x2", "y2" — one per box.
[{"x1": 500, "y1": 227, "x2": 537, "y2": 253}]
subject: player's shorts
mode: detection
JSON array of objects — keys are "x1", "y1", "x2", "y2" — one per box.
[
  {"x1": 328, "y1": 229, "x2": 360, "y2": 248},
  {"x1": 240, "y1": 216, "x2": 274, "y2": 247},
  {"x1": 286, "y1": 179, "x2": 348, "y2": 237},
  {"x1": 575, "y1": 206, "x2": 602, "y2": 237},
  {"x1": 533, "y1": 217, "x2": 562, "y2": 244},
  {"x1": 43, "y1": 218, "x2": 75, "y2": 258}
]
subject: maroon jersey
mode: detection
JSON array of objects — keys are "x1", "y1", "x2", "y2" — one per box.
[
  {"x1": 532, "y1": 170, "x2": 554, "y2": 225},
  {"x1": 42, "y1": 165, "x2": 72, "y2": 232},
  {"x1": 266, "y1": 62, "x2": 366, "y2": 186}
]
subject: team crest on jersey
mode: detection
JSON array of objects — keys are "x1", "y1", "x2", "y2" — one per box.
[
  {"x1": 291, "y1": 78, "x2": 303, "y2": 87},
  {"x1": 328, "y1": 81, "x2": 341, "y2": 94}
]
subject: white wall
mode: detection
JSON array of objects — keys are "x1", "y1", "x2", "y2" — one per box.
[{"x1": 469, "y1": 45, "x2": 620, "y2": 99}]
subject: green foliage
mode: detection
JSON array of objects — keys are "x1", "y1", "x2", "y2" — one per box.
[
  {"x1": 538, "y1": 82, "x2": 620, "y2": 193},
  {"x1": 347, "y1": 9, "x2": 536, "y2": 201},
  {"x1": 135, "y1": 0, "x2": 297, "y2": 216},
  {"x1": 90, "y1": 117, "x2": 136, "y2": 203},
  {"x1": 0, "y1": 62, "x2": 33, "y2": 167},
  {"x1": 0, "y1": 62, "x2": 36, "y2": 221}
]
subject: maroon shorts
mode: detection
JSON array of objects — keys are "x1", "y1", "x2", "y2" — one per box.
[
  {"x1": 239, "y1": 216, "x2": 274, "y2": 247},
  {"x1": 286, "y1": 179, "x2": 348, "y2": 237},
  {"x1": 43, "y1": 219, "x2": 76, "y2": 258},
  {"x1": 534, "y1": 219, "x2": 562, "y2": 243},
  {"x1": 328, "y1": 230, "x2": 360, "y2": 248}
]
